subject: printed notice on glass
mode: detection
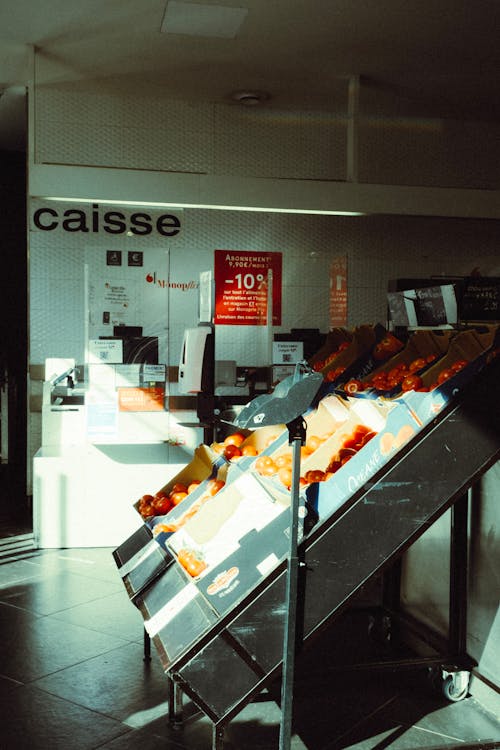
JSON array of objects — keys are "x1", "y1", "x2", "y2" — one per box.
[
  {"x1": 214, "y1": 250, "x2": 282, "y2": 326},
  {"x1": 329, "y1": 255, "x2": 348, "y2": 327}
]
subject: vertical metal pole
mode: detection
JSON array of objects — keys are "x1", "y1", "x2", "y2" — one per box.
[
  {"x1": 279, "y1": 418, "x2": 306, "y2": 750},
  {"x1": 449, "y1": 492, "x2": 469, "y2": 656},
  {"x1": 143, "y1": 627, "x2": 151, "y2": 661}
]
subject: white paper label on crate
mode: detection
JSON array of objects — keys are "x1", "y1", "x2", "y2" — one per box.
[
  {"x1": 257, "y1": 553, "x2": 279, "y2": 576},
  {"x1": 144, "y1": 583, "x2": 199, "y2": 637}
]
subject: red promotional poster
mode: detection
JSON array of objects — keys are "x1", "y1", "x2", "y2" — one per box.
[
  {"x1": 329, "y1": 255, "x2": 348, "y2": 327},
  {"x1": 214, "y1": 250, "x2": 282, "y2": 326}
]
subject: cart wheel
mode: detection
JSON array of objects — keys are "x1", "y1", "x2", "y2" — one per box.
[
  {"x1": 368, "y1": 613, "x2": 392, "y2": 644},
  {"x1": 442, "y1": 673, "x2": 469, "y2": 702}
]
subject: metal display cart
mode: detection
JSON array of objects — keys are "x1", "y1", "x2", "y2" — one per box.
[{"x1": 114, "y1": 355, "x2": 499, "y2": 749}]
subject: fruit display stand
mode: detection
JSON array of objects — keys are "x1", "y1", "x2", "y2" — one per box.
[{"x1": 114, "y1": 354, "x2": 499, "y2": 749}]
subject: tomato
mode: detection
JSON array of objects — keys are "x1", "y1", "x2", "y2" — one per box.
[
  {"x1": 275, "y1": 452, "x2": 292, "y2": 468},
  {"x1": 306, "y1": 435, "x2": 322, "y2": 452},
  {"x1": 373, "y1": 334, "x2": 403, "y2": 360},
  {"x1": 409, "y1": 357, "x2": 426, "y2": 373},
  {"x1": 338, "y1": 447, "x2": 357, "y2": 461},
  {"x1": 326, "y1": 458, "x2": 341, "y2": 473},
  {"x1": 277, "y1": 466, "x2": 293, "y2": 488},
  {"x1": 341, "y1": 436, "x2": 358, "y2": 450},
  {"x1": 138, "y1": 494, "x2": 155, "y2": 518},
  {"x1": 207, "y1": 478, "x2": 225, "y2": 495},
  {"x1": 401, "y1": 374, "x2": 423, "y2": 392},
  {"x1": 388, "y1": 365, "x2": 407, "y2": 382},
  {"x1": 303, "y1": 469, "x2": 326, "y2": 484},
  {"x1": 170, "y1": 491, "x2": 188, "y2": 506},
  {"x1": 451, "y1": 359, "x2": 469, "y2": 372},
  {"x1": 437, "y1": 368, "x2": 455, "y2": 384},
  {"x1": 170, "y1": 483, "x2": 188, "y2": 495},
  {"x1": 223, "y1": 443, "x2": 242, "y2": 460},
  {"x1": 152, "y1": 494, "x2": 173, "y2": 515},
  {"x1": 241, "y1": 444, "x2": 258, "y2": 457},
  {"x1": 255, "y1": 455, "x2": 277, "y2": 475},
  {"x1": 300, "y1": 445, "x2": 312, "y2": 460},
  {"x1": 344, "y1": 379, "x2": 365, "y2": 394},
  {"x1": 187, "y1": 480, "x2": 202, "y2": 494},
  {"x1": 426, "y1": 353, "x2": 438, "y2": 364},
  {"x1": 224, "y1": 432, "x2": 246, "y2": 447},
  {"x1": 177, "y1": 548, "x2": 207, "y2": 577}
]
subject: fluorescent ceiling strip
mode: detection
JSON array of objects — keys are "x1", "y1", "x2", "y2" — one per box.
[{"x1": 39, "y1": 196, "x2": 364, "y2": 215}]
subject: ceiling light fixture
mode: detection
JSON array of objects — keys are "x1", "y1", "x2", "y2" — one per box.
[{"x1": 230, "y1": 90, "x2": 270, "y2": 106}]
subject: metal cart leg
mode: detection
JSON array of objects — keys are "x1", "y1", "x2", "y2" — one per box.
[
  {"x1": 143, "y1": 627, "x2": 151, "y2": 661},
  {"x1": 449, "y1": 491, "x2": 469, "y2": 656},
  {"x1": 168, "y1": 678, "x2": 183, "y2": 726},
  {"x1": 212, "y1": 722, "x2": 225, "y2": 750}
]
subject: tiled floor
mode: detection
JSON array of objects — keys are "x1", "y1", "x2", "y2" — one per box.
[{"x1": 0, "y1": 545, "x2": 499, "y2": 750}]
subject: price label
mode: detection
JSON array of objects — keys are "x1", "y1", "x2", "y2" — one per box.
[{"x1": 214, "y1": 250, "x2": 282, "y2": 326}]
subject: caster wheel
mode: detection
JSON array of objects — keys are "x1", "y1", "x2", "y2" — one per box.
[{"x1": 442, "y1": 674, "x2": 468, "y2": 702}]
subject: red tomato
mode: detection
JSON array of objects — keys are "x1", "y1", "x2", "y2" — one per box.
[
  {"x1": 401, "y1": 374, "x2": 423, "y2": 392},
  {"x1": 278, "y1": 466, "x2": 293, "y2": 488},
  {"x1": 304, "y1": 469, "x2": 326, "y2": 484},
  {"x1": 409, "y1": 357, "x2": 426, "y2": 372},
  {"x1": 170, "y1": 491, "x2": 188, "y2": 506},
  {"x1": 170, "y1": 483, "x2": 188, "y2": 495},
  {"x1": 337, "y1": 341, "x2": 350, "y2": 352},
  {"x1": 255, "y1": 455, "x2": 277, "y2": 475},
  {"x1": 207, "y1": 478, "x2": 225, "y2": 495},
  {"x1": 437, "y1": 368, "x2": 455, "y2": 384},
  {"x1": 223, "y1": 443, "x2": 242, "y2": 460},
  {"x1": 373, "y1": 334, "x2": 403, "y2": 360},
  {"x1": 241, "y1": 444, "x2": 258, "y2": 457},
  {"x1": 224, "y1": 432, "x2": 246, "y2": 447},
  {"x1": 344, "y1": 379, "x2": 365, "y2": 394},
  {"x1": 177, "y1": 549, "x2": 207, "y2": 577},
  {"x1": 152, "y1": 494, "x2": 173, "y2": 515},
  {"x1": 451, "y1": 359, "x2": 469, "y2": 372}
]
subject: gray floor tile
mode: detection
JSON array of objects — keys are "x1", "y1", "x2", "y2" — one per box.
[
  {"x1": 50, "y1": 588, "x2": 145, "y2": 644},
  {"x1": 0, "y1": 682, "x2": 131, "y2": 750},
  {"x1": 0, "y1": 604, "x2": 128, "y2": 682},
  {"x1": 31, "y1": 641, "x2": 171, "y2": 726}
]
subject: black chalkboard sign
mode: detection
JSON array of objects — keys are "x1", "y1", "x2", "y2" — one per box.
[
  {"x1": 461, "y1": 277, "x2": 500, "y2": 321},
  {"x1": 415, "y1": 286, "x2": 448, "y2": 325}
]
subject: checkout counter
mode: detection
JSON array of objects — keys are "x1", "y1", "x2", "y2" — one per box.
[{"x1": 33, "y1": 358, "x2": 203, "y2": 548}]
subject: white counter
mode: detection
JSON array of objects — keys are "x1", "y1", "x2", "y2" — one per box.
[{"x1": 33, "y1": 441, "x2": 196, "y2": 548}]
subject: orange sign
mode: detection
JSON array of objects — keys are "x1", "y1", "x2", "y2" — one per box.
[{"x1": 118, "y1": 387, "x2": 165, "y2": 412}]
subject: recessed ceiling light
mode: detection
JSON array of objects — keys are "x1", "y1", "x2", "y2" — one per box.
[
  {"x1": 161, "y1": 1, "x2": 248, "y2": 38},
  {"x1": 230, "y1": 90, "x2": 270, "y2": 106}
]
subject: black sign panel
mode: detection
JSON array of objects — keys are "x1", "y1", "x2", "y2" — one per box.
[{"x1": 461, "y1": 277, "x2": 499, "y2": 321}]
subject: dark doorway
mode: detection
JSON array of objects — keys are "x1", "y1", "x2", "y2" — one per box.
[{"x1": 0, "y1": 149, "x2": 30, "y2": 543}]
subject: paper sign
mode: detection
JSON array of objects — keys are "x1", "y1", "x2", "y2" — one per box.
[
  {"x1": 329, "y1": 255, "x2": 348, "y2": 327},
  {"x1": 272, "y1": 341, "x2": 304, "y2": 364},
  {"x1": 118, "y1": 387, "x2": 165, "y2": 412},
  {"x1": 214, "y1": 250, "x2": 282, "y2": 326},
  {"x1": 88, "y1": 338, "x2": 123, "y2": 364}
]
